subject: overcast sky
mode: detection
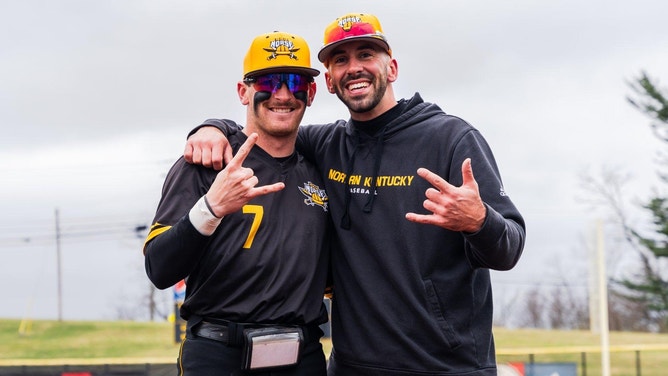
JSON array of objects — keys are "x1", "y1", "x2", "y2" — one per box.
[{"x1": 2, "y1": 0, "x2": 667, "y2": 322}]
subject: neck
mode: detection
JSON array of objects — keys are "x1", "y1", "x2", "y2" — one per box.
[
  {"x1": 349, "y1": 86, "x2": 398, "y2": 122},
  {"x1": 352, "y1": 99, "x2": 407, "y2": 135}
]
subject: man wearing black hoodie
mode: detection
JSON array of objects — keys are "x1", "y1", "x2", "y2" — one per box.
[{"x1": 185, "y1": 13, "x2": 525, "y2": 376}]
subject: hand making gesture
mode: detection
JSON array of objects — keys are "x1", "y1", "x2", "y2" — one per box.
[
  {"x1": 406, "y1": 158, "x2": 487, "y2": 233},
  {"x1": 204, "y1": 133, "x2": 284, "y2": 217}
]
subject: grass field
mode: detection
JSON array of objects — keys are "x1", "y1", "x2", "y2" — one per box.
[{"x1": 2, "y1": 319, "x2": 668, "y2": 375}]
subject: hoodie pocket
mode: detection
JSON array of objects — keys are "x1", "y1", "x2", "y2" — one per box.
[{"x1": 423, "y1": 279, "x2": 462, "y2": 350}]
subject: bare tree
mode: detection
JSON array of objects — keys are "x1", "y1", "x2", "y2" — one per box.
[
  {"x1": 521, "y1": 287, "x2": 546, "y2": 328},
  {"x1": 493, "y1": 289, "x2": 523, "y2": 328},
  {"x1": 546, "y1": 284, "x2": 589, "y2": 330},
  {"x1": 608, "y1": 289, "x2": 655, "y2": 331},
  {"x1": 578, "y1": 165, "x2": 667, "y2": 331}
]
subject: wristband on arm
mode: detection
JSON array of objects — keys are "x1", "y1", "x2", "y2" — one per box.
[{"x1": 188, "y1": 196, "x2": 223, "y2": 236}]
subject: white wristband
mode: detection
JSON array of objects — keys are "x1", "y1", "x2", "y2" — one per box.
[{"x1": 188, "y1": 196, "x2": 223, "y2": 236}]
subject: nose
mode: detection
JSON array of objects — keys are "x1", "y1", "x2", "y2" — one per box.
[
  {"x1": 346, "y1": 57, "x2": 364, "y2": 75},
  {"x1": 272, "y1": 82, "x2": 294, "y2": 100}
]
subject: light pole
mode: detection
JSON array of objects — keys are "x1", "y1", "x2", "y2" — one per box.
[{"x1": 55, "y1": 208, "x2": 63, "y2": 322}]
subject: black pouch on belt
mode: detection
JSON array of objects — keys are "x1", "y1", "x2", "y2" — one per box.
[{"x1": 240, "y1": 326, "x2": 304, "y2": 371}]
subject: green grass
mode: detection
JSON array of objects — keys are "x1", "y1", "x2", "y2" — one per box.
[
  {"x1": 1, "y1": 319, "x2": 178, "y2": 361},
  {"x1": 2, "y1": 320, "x2": 668, "y2": 375},
  {"x1": 494, "y1": 328, "x2": 668, "y2": 376}
]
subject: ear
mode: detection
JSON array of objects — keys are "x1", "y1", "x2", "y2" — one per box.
[
  {"x1": 306, "y1": 81, "x2": 317, "y2": 106},
  {"x1": 237, "y1": 81, "x2": 251, "y2": 105},
  {"x1": 386, "y1": 58, "x2": 398, "y2": 83},
  {"x1": 325, "y1": 72, "x2": 336, "y2": 94}
]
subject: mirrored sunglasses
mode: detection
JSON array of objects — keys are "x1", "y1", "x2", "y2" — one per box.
[{"x1": 244, "y1": 73, "x2": 312, "y2": 94}]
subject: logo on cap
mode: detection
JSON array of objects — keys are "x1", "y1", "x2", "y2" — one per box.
[
  {"x1": 265, "y1": 37, "x2": 300, "y2": 61},
  {"x1": 244, "y1": 31, "x2": 319, "y2": 78},
  {"x1": 318, "y1": 13, "x2": 390, "y2": 63},
  {"x1": 337, "y1": 15, "x2": 368, "y2": 32}
]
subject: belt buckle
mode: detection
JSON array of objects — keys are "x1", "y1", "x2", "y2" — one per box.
[{"x1": 196, "y1": 321, "x2": 229, "y2": 342}]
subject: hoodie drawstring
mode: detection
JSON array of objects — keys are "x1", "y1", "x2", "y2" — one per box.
[
  {"x1": 340, "y1": 131, "x2": 360, "y2": 230},
  {"x1": 340, "y1": 126, "x2": 387, "y2": 229},
  {"x1": 363, "y1": 125, "x2": 387, "y2": 213}
]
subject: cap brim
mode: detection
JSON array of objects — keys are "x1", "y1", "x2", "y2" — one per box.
[
  {"x1": 245, "y1": 66, "x2": 320, "y2": 78},
  {"x1": 318, "y1": 36, "x2": 391, "y2": 63}
]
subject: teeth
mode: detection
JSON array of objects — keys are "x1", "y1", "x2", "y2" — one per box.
[
  {"x1": 271, "y1": 108, "x2": 292, "y2": 113},
  {"x1": 349, "y1": 82, "x2": 368, "y2": 91}
]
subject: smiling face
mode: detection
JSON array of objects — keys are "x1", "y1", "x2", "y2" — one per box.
[
  {"x1": 324, "y1": 40, "x2": 398, "y2": 121},
  {"x1": 238, "y1": 76, "x2": 316, "y2": 139}
]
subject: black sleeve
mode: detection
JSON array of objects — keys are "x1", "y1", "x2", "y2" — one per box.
[
  {"x1": 144, "y1": 215, "x2": 210, "y2": 289},
  {"x1": 187, "y1": 118, "x2": 243, "y2": 139},
  {"x1": 456, "y1": 130, "x2": 526, "y2": 271},
  {"x1": 296, "y1": 126, "x2": 314, "y2": 161},
  {"x1": 142, "y1": 158, "x2": 215, "y2": 289}
]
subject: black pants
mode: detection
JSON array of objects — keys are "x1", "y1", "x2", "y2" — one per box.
[{"x1": 177, "y1": 331, "x2": 327, "y2": 376}]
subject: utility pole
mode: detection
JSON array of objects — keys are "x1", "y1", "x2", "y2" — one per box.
[
  {"x1": 55, "y1": 208, "x2": 63, "y2": 321},
  {"x1": 592, "y1": 220, "x2": 610, "y2": 376}
]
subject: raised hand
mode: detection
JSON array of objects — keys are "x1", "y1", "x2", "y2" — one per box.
[
  {"x1": 405, "y1": 158, "x2": 486, "y2": 233},
  {"x1": 205, "y1": 133, "x2": 285, "y2": 217},
  {"x1": 184, "y1": 126, "x2": 231, "y2": 170}
]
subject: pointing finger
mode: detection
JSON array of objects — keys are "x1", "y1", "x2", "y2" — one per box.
[{"x1": 227, "y1": 133, "x2": 258, "y2": 169}]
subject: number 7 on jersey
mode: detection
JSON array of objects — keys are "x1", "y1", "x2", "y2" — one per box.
[{"x1": 242, "y1": 205, "x2": 263, "y2": 249}]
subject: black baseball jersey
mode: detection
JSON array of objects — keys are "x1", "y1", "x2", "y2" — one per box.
[{"x1": 144, "y1": 120, "x2": 331, "y2": 326}]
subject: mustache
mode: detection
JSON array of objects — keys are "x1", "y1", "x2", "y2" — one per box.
[
  {"x1": 341, "y1": 73, "x2": 374, "y2": 87},
  {"x1": 253, "y1": 92, "x2": 307, "y2": 106}
]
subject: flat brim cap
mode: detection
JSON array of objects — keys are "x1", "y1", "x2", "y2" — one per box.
[
  {"x1": 318, "y1": 13, "x2": 391, "y2": 63},
  {"x1": 244, "y1": 31, "x2": 320, "y2": 78}
]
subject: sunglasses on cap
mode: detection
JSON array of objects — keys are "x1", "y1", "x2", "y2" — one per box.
[{"x1": 243, "y1": 73, "x2": 312, "y2": 95}]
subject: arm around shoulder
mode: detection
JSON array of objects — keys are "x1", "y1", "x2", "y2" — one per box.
[{"x1": 184, "y1": 119, "x2": 241, "y2": 170}]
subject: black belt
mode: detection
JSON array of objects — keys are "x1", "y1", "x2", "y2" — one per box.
[
  {"x1": 193, "y1": 321, "x2": 233, "y2": 342},
  {"x1": 191, "y1": 320, "x2": 321, "y2": 346}
]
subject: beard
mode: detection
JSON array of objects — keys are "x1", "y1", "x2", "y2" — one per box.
[{"x1": 334, "y1": 74, "x2": 388, "y2": 114}]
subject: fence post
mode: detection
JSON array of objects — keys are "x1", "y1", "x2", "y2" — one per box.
[{"x1": 581, "y1": 352, "x2": 586, "y2": 376}]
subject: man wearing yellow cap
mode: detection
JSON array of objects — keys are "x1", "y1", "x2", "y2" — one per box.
[
  {"x1": 186, "y1": 13, "x2": 526, "y2": 376},
  {"x1": 143, "y1": 31, "x2": 331, "y2": 375}
]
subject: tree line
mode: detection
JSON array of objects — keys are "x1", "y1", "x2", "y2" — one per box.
[{"x1": 492, "y1": 71, "x2": 668, "y2": 332}]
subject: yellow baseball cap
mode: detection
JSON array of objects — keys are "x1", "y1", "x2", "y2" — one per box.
[
  {"x1": 243, "y1": 31, "x2": 320, "y2": 78},
  {"x1": 318, "y1": 13, "x2": 391, "y2": 63}
]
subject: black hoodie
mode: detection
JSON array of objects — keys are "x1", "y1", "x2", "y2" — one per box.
[{"x1": 297, "y1": 93, "x2": 525, "y2": 375}]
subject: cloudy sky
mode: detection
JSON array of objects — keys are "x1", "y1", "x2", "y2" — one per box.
[{"x1": 1, "y1": 0, "x2": 667, "y2": 321}]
